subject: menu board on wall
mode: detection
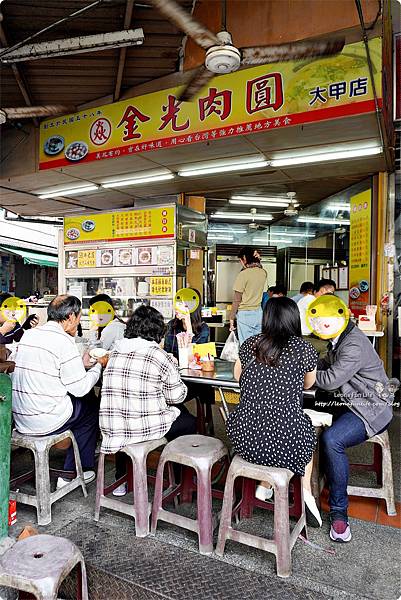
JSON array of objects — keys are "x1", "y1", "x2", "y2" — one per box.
[
  {"x1": 349, "y1": 189, "x2": 371, "y2": 316},
  {"x1": 150, "y1": 277, "x2": 173, "y2": 296},
  {"x1": 150, "y1": 299, "x2": 173, "y2": 319},
  {"x1": 64, "y1": 207, "x2": 174, "y2": 244}
]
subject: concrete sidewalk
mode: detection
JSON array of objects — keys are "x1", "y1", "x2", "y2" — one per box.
[{"x1": 5, "y1": 409, "x2": 401, "y2": 600}]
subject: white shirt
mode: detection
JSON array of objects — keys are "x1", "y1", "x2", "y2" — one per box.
[
  {"x1": 297, "y1": 294, "x2": 315, "y2": 335},
  {"x1": 100, "y1": 318, "x2": 126, "y2": 351},
  {"x1": 12, "y1": 321, "x2": 101, "y2": 434}
]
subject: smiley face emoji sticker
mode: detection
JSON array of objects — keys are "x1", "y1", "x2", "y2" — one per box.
[
  {"x1": 88, "y1": 301, "x2": 115, "y2": 328},
  {"x1": 174, "y1": 288, "x2": 200, "y2": 315},
  {"x1": 306, "y1": 295, "x2": 349, "y2": 340},
  {"x1": 0, "y1": 296, "x2": 27, "y2": 324}
]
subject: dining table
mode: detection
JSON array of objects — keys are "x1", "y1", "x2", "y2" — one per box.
[{"x1": 180, "y1": 359, "x2": 317, "y2": 419}]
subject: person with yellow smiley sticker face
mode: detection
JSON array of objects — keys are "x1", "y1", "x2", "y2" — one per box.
[
  {"x1": 165, "y1": 288, "x2": 209, "y2": 359},
  {"x1": 310, "y1": 294, "x2": 394, "y2": 543},
  {"x1": 0, "y1": 292, "x2": 39, "y2": 346},
  {"x1": 88, "y1": 294, "x2": 126, "y2": 351}
]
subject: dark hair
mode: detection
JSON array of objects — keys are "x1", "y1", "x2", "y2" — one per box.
[
  {"x1": 0, "y1": 293, "x2": 12, "y2": 305},
  {"x1": 48, "y1": 295, "x2": 81, "y2": 322},
  {"x1": 255, "y1": 297, "x2": 301, "y2": 366},
  {"x1": 88, "y1": 293, "x2": 115, "y2": 308},
  {"x1": 300, "y1": 281, "x2": 314, "y2": 294},
  {"x1": 316, "y1": 278, "x2": 337, "y2": 292},
  {"x1": 237, "y1": 247, "x2": 260, "y2": 265},
  {"x1": 272, "y1": 283, "x2": 287, "y2": 296},
  {"x1": 125, "y1": 304, "x2": 165, "y2": 343},
  {"x1": 173, "y1": 288, "x2": 204, "y2": 336}
]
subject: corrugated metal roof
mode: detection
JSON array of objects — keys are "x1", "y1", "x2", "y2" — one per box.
[{"x1": 0, "y1": 0, "x2": 192, "y2": 108}]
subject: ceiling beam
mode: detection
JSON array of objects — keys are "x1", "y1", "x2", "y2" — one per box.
[
  {"x1": 0, "y1": 23, "x2": 39, "y2": 127},
  {"x1": 114, "y1": 0, "x2": 135, "y2": 101}
]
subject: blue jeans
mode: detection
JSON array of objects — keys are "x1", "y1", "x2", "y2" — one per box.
[
  {"x1": 320, "y1": 408, "x2": 368, "y2": 515},
  {"x1": 237, "y1": 308, "x2": 263, "y2": 346}
]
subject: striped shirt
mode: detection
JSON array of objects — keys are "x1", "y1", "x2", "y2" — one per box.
[
  {"x1": 12, "y1": 321, "x2": 101, "y2": 434},
  {"x1": 100, "y1": 337, "x2": 187, "y2": 453}
]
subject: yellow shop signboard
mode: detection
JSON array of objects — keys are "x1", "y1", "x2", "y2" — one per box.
[
  {"x1": 349, "y1": 189, "x2": 371, "y2": 316},
  {"x1": 64, "y1": 207, "x2": 175, "y2": 244},
  {"x1": 40, "y1": 38, "x2": 381, "y2": 170}
]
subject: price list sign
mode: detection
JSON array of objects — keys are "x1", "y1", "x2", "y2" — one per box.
[
  {"x1": 349, "y1": 189, "x2": 371, "y2": 316},
  {"x1": 150, "y1": 277, "x2": 173, "y2": 296},
  {"x1": 64, "y1": 207, "x2": 174, "y2": 244}
]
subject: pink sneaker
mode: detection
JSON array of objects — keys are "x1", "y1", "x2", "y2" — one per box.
[{"x1": 330, "y1": 513, "x2": 352, "y2": 543}]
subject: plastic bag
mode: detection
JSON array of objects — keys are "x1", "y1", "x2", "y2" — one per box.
[{"x1": 220, "y1": 331, "x2": 240, "y2": 362}]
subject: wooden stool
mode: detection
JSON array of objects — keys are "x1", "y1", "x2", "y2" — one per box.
[
  {"x1": 216, "y1": 455, "x2": 307, "y2": 578},
  {"x1": 95, "y1": 438, "x2": 168, "y2": 537},
  {"x1": 151, "y1": 434, "x2": 228, "y2": 555},
  {"x1": 348, "y1": 431, "x2": 396, "y2": 516},
  {"x1": 0, "y1": 534, "x2": 87, "y2": 599},
  {"x1": 10, "y1": 430, "x2": 87, "y2": 526}
]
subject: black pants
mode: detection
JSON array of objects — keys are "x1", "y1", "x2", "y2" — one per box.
[
  {"x1": 185, "y1": 382, "x2": 215, "y2": 405},
  {"x1": 115, "y1": 404, "x2": 197, "y2": 479}
]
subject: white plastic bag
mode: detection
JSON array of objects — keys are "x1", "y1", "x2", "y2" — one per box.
[{"x1": 220, "y1": 331, "x2": 240, "y2": 362}]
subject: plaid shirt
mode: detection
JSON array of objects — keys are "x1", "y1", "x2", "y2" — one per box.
[{"x1": 100, "y1": 337, "x2": 187, "y2": 453}]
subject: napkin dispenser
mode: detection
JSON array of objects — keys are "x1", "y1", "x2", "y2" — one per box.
[{"x1": 358, "y1": 305, "x2": 377, "y2": 331}]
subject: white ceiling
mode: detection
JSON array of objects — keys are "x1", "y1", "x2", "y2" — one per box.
[{"x1": 0, "y1": 110, "x2": 385, "y2": 223}]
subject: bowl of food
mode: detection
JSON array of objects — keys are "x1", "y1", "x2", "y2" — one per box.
[
  {"x1": 66, "y1": 227, "x2": 80, "y2": 241},
  {"x1": 349, "y1": 286, "x2": 361, "y2": 300},
  {"x1": 89, "y1": 347, "x2": 108, "y2": 359},
  {"x1": 100, "y1": 250, "x2": 114, "y2": 266},
  {"x1": 65, "y1": 141, "x2": 89, "y2": 162},
  {"x1": 82, "y1": 219, "x2": 95, "y2": 232},
  {"x1": 44, "y1": 135, "x2": 65, "y2": 156}
]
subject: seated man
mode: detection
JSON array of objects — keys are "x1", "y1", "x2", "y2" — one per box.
[
  {"x1": 314, "y1": 300, "x2": 393, "y2": 543},
  {"x1": 297, "y1": 278, "x2": 336, "y2": 336},
  {"x1": 12, "y1": 294, "x2": 107, "y2": 486}
]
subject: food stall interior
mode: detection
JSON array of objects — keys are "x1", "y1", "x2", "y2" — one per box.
[{"x1": 59, "y1": 204, "x2": 206, "y2": 331}]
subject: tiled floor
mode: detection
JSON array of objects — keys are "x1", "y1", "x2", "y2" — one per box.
[{"x1": 320, "y1": 488, "x2": 401, "y2": 528}]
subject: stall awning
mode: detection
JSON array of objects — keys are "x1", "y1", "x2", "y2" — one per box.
[{"x1": 0, "y1": 246, "x2": 58, "y2": 267}]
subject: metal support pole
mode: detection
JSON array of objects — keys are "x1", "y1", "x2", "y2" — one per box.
[{"x1": 0, "y1": 374, "x2": 12, "y2": 540}]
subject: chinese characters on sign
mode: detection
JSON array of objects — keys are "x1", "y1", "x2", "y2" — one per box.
[
  {"x1": 309, "y1": 77, "x2": 368, "y2": 105},
  {"x1": 77, "y1": 250, "x2": 96, "y2": 269},
  {"x1": 64, "y1": 207, "x2": 175, "y2": 244},
  {"x1": 246, "y1": 73, "x2": 284, "y2": 113},
  {"x1": 349, "y1": 190, "x2": 371, "y2": 317},
  {"x1": 39, "y1": 38, "x2": 382, "y2": 170},
  {"x1": 150, "y1": 277, "x2": 173, "y2": 297}
]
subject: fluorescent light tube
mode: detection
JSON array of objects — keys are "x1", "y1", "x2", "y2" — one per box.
[
  {"x1": 38, "y1": 185, "x2": 99, "y2": 199},
  {"x1": 231, "y1": 195, "x2": 289, "y2": 203},
  {"x1": 271, "y1": 146, "x2": 382, "y2": 167},
  {"x1": 327, "y1": 204, "x2": 351, "y2": 211},
  {"x1": 208, "y1": 235, "x2": 234, "y2": 241},
  {"x1": 209, "y1": 227, "x2": 247, "y2": 233},
  {"x1": 178, "y1": 158, "x2": 269, "y2": 177},
  {"x1": 298, "y1": 216, "x2": 350, "y2": 225},
  {"x1": 270, "y1": 231, "x2": 315, "y2": 238},
  {"x1": 229, "y1": 199, "x2": 289, "y2": 207},
  {"x1": 211, "y1": 212, "x2": 273, "y2": 221},
  {"x1": 102, "y1": 173, "x2": 174, "y2": 188},
  {"x1": 254, "y1": 237, "x2": 291, "y2": 243},
  {"x1": 1, "y1": 29, "x2": 144, "y2": 63}
]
